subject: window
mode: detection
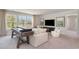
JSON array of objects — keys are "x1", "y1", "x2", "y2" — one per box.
[
  {"x1": 17, "y1": 15, "x2": 32, "y2": 28},
  {"x1": 26, "y1": 16, "x2": 32, "y2": 28},
  {"x1": 56, "y1": 16, "x2": 65, "y2": 27},
  {"x1": 6, "y1": 14, "x2": 32, "y2": 30},
  {"x1": 17, "y1": 16, "x2": 26, "y2": 28},
  {"x1": 6, "y1": 14, "x2": 17, "y2": 29}
]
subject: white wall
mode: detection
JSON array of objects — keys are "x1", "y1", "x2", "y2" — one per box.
[{"x1": 42, "y1": 10, "x2": 78, "y2": 29}]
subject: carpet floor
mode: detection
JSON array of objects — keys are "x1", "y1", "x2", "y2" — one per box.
[{"x1": 0, "y1": 35, "x2": 79, "y2": 49}]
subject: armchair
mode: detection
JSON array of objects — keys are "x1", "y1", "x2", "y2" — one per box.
[{"x1": 51, "y1": 28, "x2": 61, "y2": 37}]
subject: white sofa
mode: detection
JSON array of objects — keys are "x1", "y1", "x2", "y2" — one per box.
[{"x1": 29, "y1": 28, "x2": 48, "y2": 47}]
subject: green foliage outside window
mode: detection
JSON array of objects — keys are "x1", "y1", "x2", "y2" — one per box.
[
  {"x1": 7, "y1": 16, "x2": 16, "y2": 29},
  {"x1": 56, "y1": 17, "x2": 65, "y2": 27},
  {"x1": 7, "y1": 15, "x2": 32, "y2": 29}
]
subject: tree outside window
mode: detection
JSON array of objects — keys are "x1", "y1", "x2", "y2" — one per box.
[{"x1": 7, "y1": 15, "x2": 16, "y2": 29}]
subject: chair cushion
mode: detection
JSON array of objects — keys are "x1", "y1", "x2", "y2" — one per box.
[{"x1": 20, "y1": 29, "x2": 32, "y2": 32}]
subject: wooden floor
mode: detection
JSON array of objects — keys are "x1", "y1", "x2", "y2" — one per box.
[{"x1": 0, "y1": 35, "x2": 79, "y2": 49}]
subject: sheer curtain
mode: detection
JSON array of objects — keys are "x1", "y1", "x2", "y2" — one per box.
[
  {"x1": 68, "y1": 15, "x2": 77, "y2": 31},
  {"x1": 0, "y1": 10, "x2": 6, "y2": 36}
]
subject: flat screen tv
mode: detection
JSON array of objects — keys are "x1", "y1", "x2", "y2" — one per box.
[{"x1": 45, "y1": 19, "x2": 55, "y2": 26}]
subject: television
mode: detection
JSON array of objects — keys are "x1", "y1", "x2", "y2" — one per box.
[{"x1": 45, "y1": 19, "x2": 55, "y2": 26}]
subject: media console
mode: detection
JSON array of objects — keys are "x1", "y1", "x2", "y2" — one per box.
[{"x1": 41, "y1": 26, "x2": 55, "y2": 32}]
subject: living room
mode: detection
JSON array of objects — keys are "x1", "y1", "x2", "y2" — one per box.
[{"x1": 0, "y1": 9, "x2": 79, "y2": 49}]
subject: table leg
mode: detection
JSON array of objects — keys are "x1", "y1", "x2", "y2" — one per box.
[
  {"x1": 17, "y1": 37, "x2": 21, "y2": 48},
  {"x1": 27, "y1": 36, "x2": 29, "y2": 44},
  {"x1": 11, "y1": 30, "x2": 14, "y2": 38}
]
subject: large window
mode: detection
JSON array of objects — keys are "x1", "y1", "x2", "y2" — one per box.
[
  {"x1": 26, "y1": 16, "x2": 32, "y2": 28},
  {"x1": 17, "y1": 16, "x2": 26, "y2": 28},
  {"x1": 6, "y1": 14, "x2": 32, "y2": 30},
  {"x1": 17, "y1": 15, "x2": 32, "y2": 28}
]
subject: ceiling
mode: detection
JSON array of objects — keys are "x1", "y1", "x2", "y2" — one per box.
[{"x1": 7, "y1": 9, "x2": 75, "y2": 15}]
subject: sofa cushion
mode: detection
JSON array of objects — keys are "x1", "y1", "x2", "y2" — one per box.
[
  {"x1": 32, "y1": 28, "x2": 46, "y2": 34},
  {"x1": 20, "y1": 29, "x2": 32, "y2": 32}
]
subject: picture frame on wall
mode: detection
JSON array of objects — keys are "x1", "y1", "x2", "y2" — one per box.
[{"x1": 56, "y1": 16, "x2": 65, "y2": 27}]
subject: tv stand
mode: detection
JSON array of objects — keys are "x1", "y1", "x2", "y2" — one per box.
[{"x1": 41, "y1": 26, "x2": 55, "y2": 32}]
